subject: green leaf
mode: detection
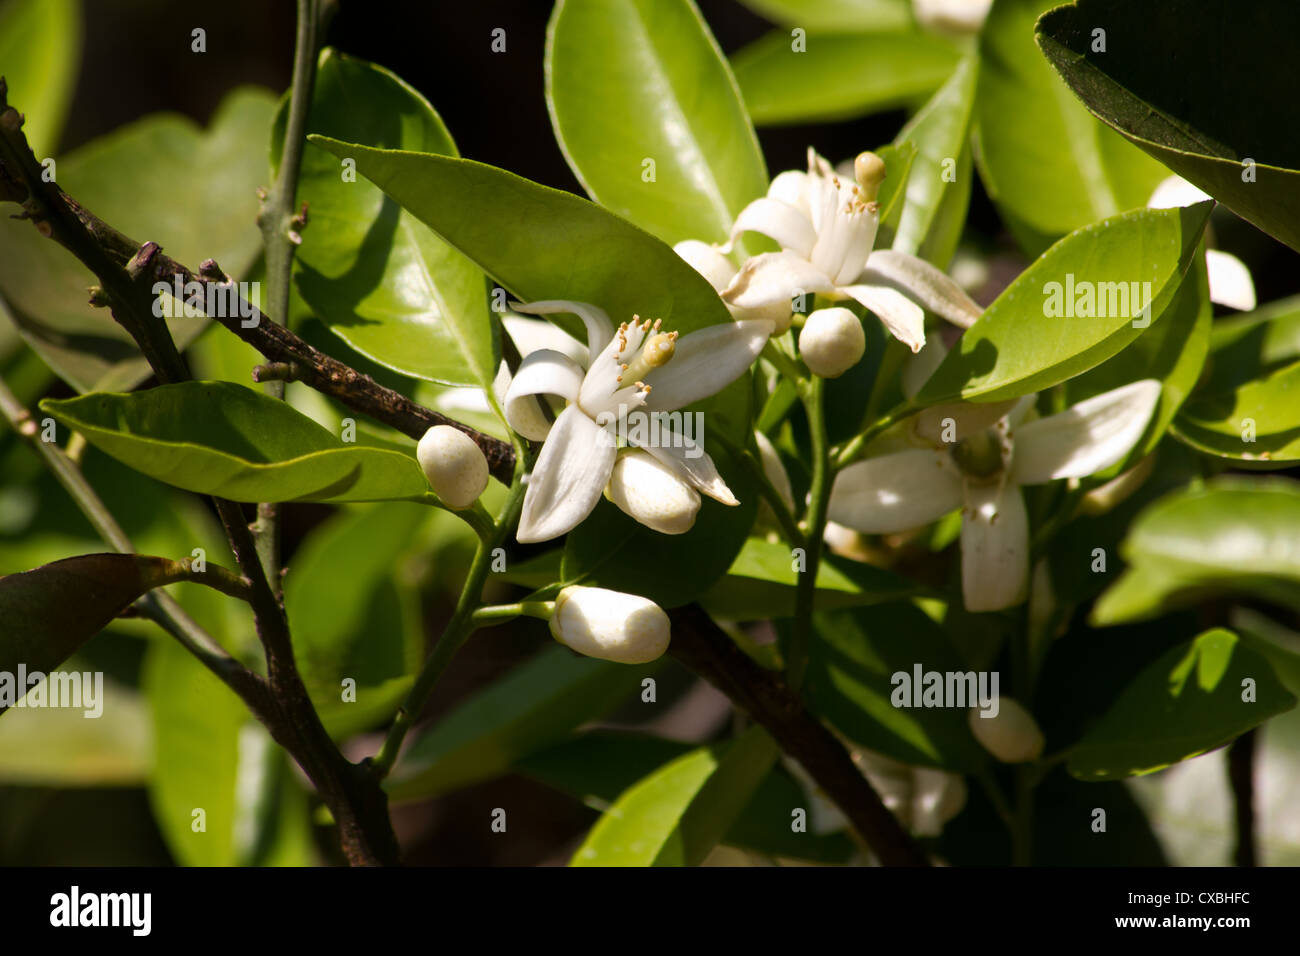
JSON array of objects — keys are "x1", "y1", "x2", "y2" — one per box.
[
  {"x1": 1068, "y1": 629, "x2": 1296, "y2": 781},
  {"x1": 699, "y1": 535, "x2": 921, "y2": 620},
  {"x1": 1065, "y1": 247, "x2": 1211, "y2": 473},
  {"x1": 41, "y1": 382, "x2": 430, "y2": 503},
  {"x1": 284, "y1": 501, "x2": 426, "y2": 737},
  {"x1": 872, "y1": 141, "x2": 917, "y2": 244},
  {"x1": 732, "y1": 29, "x2": 960, "y2": 125},
  {"x1": 914, "y1": 202, "x2": 1211, "y2": 405},
  {"x1": 0, "y1": 0, "x2": 81, "y2": 156},
  {"x1": 806, "y1": 602, "x2": 988, "y2": 771},
  {"x1": 1173, "y1": 358, "x2": 1300, "y2": 464},
  {"x1": 891, "y1": 55, "x2": 978, "y2": 267},
  {"x1": 277, "y1": 49, "x2": 498, "y2": 389},
  {"x1": 0, "y1": 675, "x2": 149, "y2": 785},
  {"x1": 518, "y1": 731, "x2": 855, "y2": 863},
  {"x1": 975, "y1": 0, "x2": 1167, "y2": 249},
  {"x1": 1093, "y1": 478, "x2": 1300, "y2": 624},
  {"x1": 0, "y1": 553, "x2": 191, "y2": 715},
  {"x1": 0, "y1": 87, "x2": 276, "y2": 392},
  {"x1": 1036, "y1": 0, "x2": 1300, "y2": 253},
  {"x1": 1205, "y1": 295, "x2": 1300, "y2": 390},
  {"x1": 735, "y1": 0, "x2": 912, "y2": 31},
  {"x1": 385, "y1": 646, "x2": 653, "y2": 802},
  {"x1": 571, "y1": 726, "x2": 779, "y2": 866},
  {"x1": 307, "y1": 137, "x2": 734, "y2": 337},
  {"x1": 546, "y1": 0, "x2": 767, "y2": 247},
  {"x1": 144, "y1": 639, "x2": 315, "y2": 866}
]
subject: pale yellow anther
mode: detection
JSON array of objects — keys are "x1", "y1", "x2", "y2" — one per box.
[
  {"x1": 854, "y1": 151, "x2": 887, "y2": 202},
  {"x1": 618, "y1": 329, "x2": 678, "y2": 387}
]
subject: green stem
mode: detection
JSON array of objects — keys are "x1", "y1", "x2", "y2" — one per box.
[
  {"x1": 787, "y1": 376, "x2": 830, "y2": 691},
  {"x1": 471, "y1": 601, "x2": 555, "y2": 625},
  {"x1": 369, "y1": 475, "x2": 527, "y2": 780},
  {"x1": 832, "y1": 401, "x2": 912, "y2": 470},
  {"x1": 712, "y1": 431, "x2": 802, "y2": 548},
  {"x1": 253, "y1": 0, "x2": 329, "y2": 592},
  {"x1": 762, "y1": 339, "x2": 805, "y2": 383}
]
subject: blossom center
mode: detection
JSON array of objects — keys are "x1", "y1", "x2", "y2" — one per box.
[
  {"x1": 616, "y1": 317, "x2": 679, "y2": 389},
  {"x1": 950, "y1": 428, "x2": 1006, "y2": 479}
]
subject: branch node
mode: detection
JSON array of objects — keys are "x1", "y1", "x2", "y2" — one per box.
[
  {"x1": 87, "y1": 284, "x2": 110, "y2": 308},
  {"x1": 252, "y1": 360, "x2": 302, "y2": 384}
]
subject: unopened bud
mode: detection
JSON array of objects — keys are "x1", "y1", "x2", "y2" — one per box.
[
  {"x1": 549, "y1": 585, "x2": 670, "y2": 664},
  {"x1": 969, "y1": 699, "x2": 1044, "y2": 764},
  {"x1": 606, "y1": 450, "x2": 700, "y2": 535},
  {"x1": 416, "y1": 425, "x2": 489, "y2": 509},
  {"x1": 799, "y1": 307, "x2": 865, "y2": 378}
]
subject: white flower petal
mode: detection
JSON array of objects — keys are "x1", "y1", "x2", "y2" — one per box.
[
  {"x1": 842, "y1": 282, "x2": 927, "y2": 353},
  {"x1": 768, "y1": 169, "x2": 810, "y2": 213},
  {"x1": 642, "y1": 319, "x2": 772, "y2": 413},
  {"x1": 517, "y1": 405, "x2": 617, "y2": 543},
  {"x1": 1011, "y1": 379, "x2": 1162, "y2": 484},
  {"x1": 722, "y1": 251, "x2": 835, "y2": 321},
  {"x1": 862, "y1": 249, "x2": 982, "y2": 328},
  {"x1": 605, "y1": 450, "x2": 701, "y2": 535},
  {"x1": 828, "y1": 449, "x2": 962, "y2": 533},
  {"x1": 809, "y1": 181, "x2": 878, "y2": 285},
  {"x1": 642, "y1": 429, "x2": 738, "y2": 505},
  {"x1": 1205, "y1": 249, "x2": 1257, "y2": 311},
  {"x1": 1146, "y1": 174, "x2": 1211, "y2": 209},
  {"x1": 729, "y1": 198, "x2": 818, "y2": 258},
  {"x1": 503, "y1": 349, "x2": 585, "y2": 441},
  {"x1": 674, "y1": 240, "x2": 737, "y2": 294},
  {"x1": 511, "y1": 299, "x2": 614, "y2": 359},
  {"x1": 502, "y1": 315, "x2": 588, "y2": 365},
  {"x1": 913, "y1": 399, "x2": 1019, "y2": 446},
  {"x1": 960, "y1": 482, "x2": 1029, "y2": 612}
]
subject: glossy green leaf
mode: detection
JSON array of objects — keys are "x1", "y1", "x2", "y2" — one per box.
[
  {"x1": 546, "y1": 0, "x2": 767, "y2": 246},
  {"x1": 0, "y1": 87, "x2": 276, "y2": 392},
  {"x1": 891, "y1": 55, "x2": 978, "y2": 267},
  {"x1": 914, "y1": 203, "x2": 1211, "y2": 405},
  {"x1": 872, "y1": 141, "x2": 917, "y2": 245},
  {"x1": 1068, "y1": 629, "x2": 1296, "y2": 781},
  {"x1": 571, "y1": 726, "x2": 779, "y2": 866},
  {"x1": 732, "y1": 29, "x2": 960, "y2": 125},
  {"x1": 277, "y1": 49, "x2": 497, "y2": 389},
  {"x1": 518, "y1": 731, "x2": 855, "y2": 863},
  {"x1": 806, "y1": 603, "x2": 988, "y2": 771},
  {"x1": 1037, "y1": 0, "x2": 1300, "y2": 253},
  {"x1": 1066, "y1": 248, "x2": 1210, "y2": 473},
  {"x1": 284, "y1": 501, "x2": 425, "y2": 737},
  {"x1": 385, "y1": 646, "x2": 653, "y2": 802},
  {"x1": 1205, "y1": 295, "x2": 1300, "y2": 389},
  {"x1": 1173, "y1": 358, "x2": 1300, "y2": 464},
  {"x1": 308, "y1": 138, "x2": 734, "y2": 337},
  {"x1": 1093, "y1": 479, "x2": 1300, "y2": 624},
  {"x1": 736, "y1": 0, "x2": 912, "y2": 31},
  {"x1": 0, "y1": 553, "x2": 191, "y2": 716},
  {"x1": 0, "y1": 0, "x2": 81, "y2": 156},
  {"x1": 42, "y1": 382, "x2": 430, "y2": 503},
  {"x1": 975, "y1": 0, "x2": 1167, "y2": 249},
  {"x1": 699, "y1": 535, "x2": 921, "y2": 620}
]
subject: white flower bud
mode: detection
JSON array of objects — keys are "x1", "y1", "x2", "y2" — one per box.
[
  {"x1": 549, "y1": 585, "x2": 670, "y2": 664},
  {"x1": 799, "y1": 307, "x2": 865, "y2": 378},
  {"x1": 416, "y1": 424, "x2": 489, "y2": 509},
  {"x1": 969, "y1": 699, "x2": 1045, "y2": 764},
  {"x1": 605, "y1": 451, "x2": 701, "y2": 535}
]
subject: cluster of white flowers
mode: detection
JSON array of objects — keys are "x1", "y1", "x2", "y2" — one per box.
[{"x1": 412, "y1": 154, "x2": 1258, "y2": 667}]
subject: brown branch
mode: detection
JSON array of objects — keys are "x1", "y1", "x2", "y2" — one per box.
[
  {"x1": 1228, "y1": 729, "x2": 1257, "y2": 867},
  {"x1": 0, "y1": 81, "x2": 399, "y2": 866},
  {"x1": 669, "y1": 605, "x2": 931, "y2": 866}
]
